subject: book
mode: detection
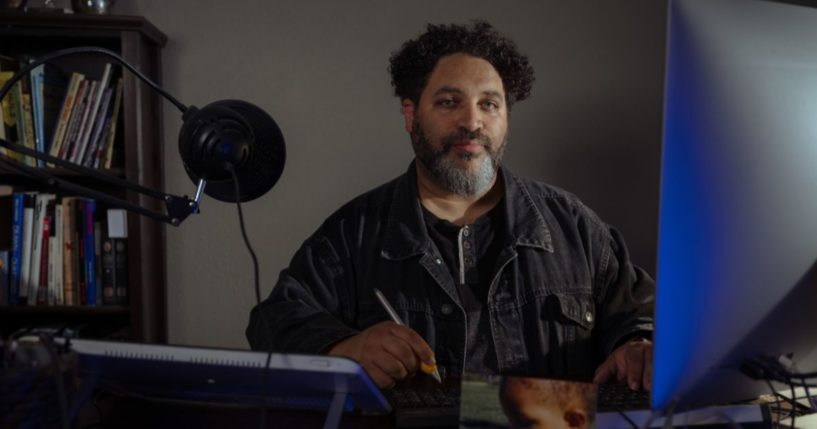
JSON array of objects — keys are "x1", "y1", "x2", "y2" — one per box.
[
  {"x1": 113, "y1": 238, "x2": 127, "y2": 305},
  {"x1": 36, "y1": 201, "x2": 52, "y2": 305},
  {"x1": 61, "y1": 197, "x2": 77, "y2": 306},
  {"x1": 68, "y1": 79, "x2": 98, "y2": 164},
  {"x1": 48, "y1": 72, "x2": 84, "y2": 166},
  {"x1": 93, "y1": 219, "x2": 102, "y2": 304},
  {"x1": 53, "y1": 200, "x2": 63, "y2": 305},
  {"x1": 106, "y1": 208, "x2": 128, "y2": 305},
  {"x1": 76, "y1": 200, "x2": 85, "y2": 305},
  {"x1": 70, "y1": 63, "x2": 111, "y2": 165},
  {"x1": 10, "y1": 192, "x2": 25, "y2": 305},
  {"x1": 82, "y1": 87, "x2": 112, "y2": 167},
  {"x1": 38, "y1": 64, "x2": 68, "y2": 157},
  {"x1": 83, "y1": 199, "x2": 96, "y2": 306},
  {"x1": 101, "y1": 77, "x2": 124, "y2": 169},
  {"x1": 18, "y1": 192, "x2": 34, "y2": 305},
  {"x1": 0, "y1": 71, "x2": 20, "y2": 160},
  {"x1": 59, "y1": 79, "x2": 90, "y2": 161},
  {"x1": 0, "y1": 55, "x2": 23, "y2": 162},
  {"x1": 101, "y1": 237, "x2": 115, "y2": 305},
  {"x1": 0, "y1": 190, "x2": 12, "y2": 305},
  {"x1": 28, "y1": 193, "x2": 55, "y2": 305},
  {"x1": 12, "y1": 79, "x2": 35, "y2": 167},
  {"x1": 0, "y1": 249, "x2": 8, "y2": 305}
]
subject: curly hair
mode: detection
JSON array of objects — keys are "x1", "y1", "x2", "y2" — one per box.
[{"x1": 388, "y1": 21, "x2": 535, "y2": 108}]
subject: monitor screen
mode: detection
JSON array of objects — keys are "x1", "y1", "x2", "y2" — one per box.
[{"x1": 653, "y1": 0, "x2": 817, "y2": 411}]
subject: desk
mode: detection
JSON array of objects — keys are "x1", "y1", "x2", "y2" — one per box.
[{"x1": 76, "y1": 392, "x2": 395, "y2": 429}]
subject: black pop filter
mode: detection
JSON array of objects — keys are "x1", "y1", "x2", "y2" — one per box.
[{"x1": 178, "y1": 100, "x2": 286, "y2": 202}]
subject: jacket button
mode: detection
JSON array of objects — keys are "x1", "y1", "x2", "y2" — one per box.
[
  {"x1": 441, "y1": 304, "x2": 453, "y2": 315},
  {"x1": 435, "y1": 258, "x2": 442, "y2": 265},
  {"x1": 585, "y1": 311, "x2": 594, "y2": 323}
]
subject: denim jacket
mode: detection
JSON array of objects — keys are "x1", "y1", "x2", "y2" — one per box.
[{"x1": 246, "y1": 163, "x2": 654, "y2": 380}]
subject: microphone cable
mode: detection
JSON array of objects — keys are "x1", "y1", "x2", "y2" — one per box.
[{"x1": 224, "y1": 163, "x2": 274, "y2": 429}]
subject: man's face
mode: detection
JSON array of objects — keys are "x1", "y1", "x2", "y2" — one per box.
[{"x1": 404, "y1": 53, "x2": 509, "y2": 196}]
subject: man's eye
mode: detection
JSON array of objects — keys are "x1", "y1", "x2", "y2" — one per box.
[
  {"x1": 482, "y1": 101, "x2": 500, "y2": 111},
  {"x1": 436, "y1": 99, "x2": 456, "y2": 107}
]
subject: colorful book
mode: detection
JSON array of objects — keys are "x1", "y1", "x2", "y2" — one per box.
[
  {"x1": 49, "y1": 200, "x2": 63, "y2": 305},
  {"x1": 18, "y1": 193, "x2": 34, "y2": 305},
  {"x1": 83, "y1": 199, "x2": 96, "y2": 306},
  {"x1": 60, "y1": 79, "x2": 90, "y2": 161},
  {"x1": 10, "y1": 192, "x2": 25, "y2": 305},
  {"x1": 61, "y1": 197, "x2": 77, "y2": 306},
  {"x1": 101, "y1": 78, "x2": 124, "y2": 169},
  {"x1": 48, "y1": 72, "x2": 84, "y2": 166}
]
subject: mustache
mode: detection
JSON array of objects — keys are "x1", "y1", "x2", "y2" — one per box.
[{"x1": 441, "y1": 129, "x2": 492, "y2": 151}]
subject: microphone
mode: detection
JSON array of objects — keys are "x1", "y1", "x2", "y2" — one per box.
[
  {"x1": 0, "y1": 47, "x2": 286, "y2": 225},
  {"x1": 178, "y1": 100, "x2": 286, "y2": 203}
]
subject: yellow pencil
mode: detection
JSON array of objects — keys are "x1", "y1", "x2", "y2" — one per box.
[{"x1": 373, "y1": 288, "x2": 442, "y2": 383}]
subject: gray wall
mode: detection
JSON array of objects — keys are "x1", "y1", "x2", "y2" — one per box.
[{"x1": 115, "y1": 0, "x2": 666, "y2": 349}]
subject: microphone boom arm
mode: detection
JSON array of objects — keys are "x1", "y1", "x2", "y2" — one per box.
[{"x1": 0, "y1": 138, "x2": 199, "y2": 225}]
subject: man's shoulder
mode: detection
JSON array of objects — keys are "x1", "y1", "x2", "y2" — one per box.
[
  {"x1": 510, "y1": 172, "x2": 582, "y2": 207},
  {"x1": 507, "y1": 171, "x2": 604, "y2": 224},
  {"x1": 319, "y1": 172, "x2": 405, "y2": 227}
]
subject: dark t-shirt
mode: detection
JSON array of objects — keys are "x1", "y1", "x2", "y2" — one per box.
[{"x1": 422, "y1": 201, "x2": 505, "y2": 375}]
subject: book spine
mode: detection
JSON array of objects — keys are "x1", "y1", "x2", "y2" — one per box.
[
  {"x1": 28, "y1": 194, "x2": 44, "y2": 305},
  {"x1": 54, "y1": 202, "x2": 63, "y2": 305},
  {"x1": 59, "y1": 80, "x2": 89, "y2": 161},
  {"x1": 101, "y1": 78, "x2": 124, "y2": 169},
  {"x1": 76, "y1": 201, "x2": 85, "y2": 305},
  {"x1": 19, "y1": 194, "x2": 34, "y2": 304},
  {"x1": 62, "y1": 198, "x2": 75, "y2": 306},
  {"x1": 114, "y1": 238, "x2": 127, "y2": 305},
  {"x1": 48, "y1": 72, "x2": 83, "y2": 166},
  {"x1": 37, "y1": 212, "x2": 50, "y2": 306},
  {"x1": 102, "y1": 237, "x2": 115, "y2": 305},
  {"x1": 84, "y1": 199, "x2": 96, "y2": 306},
  {"x1": 10, "y1": 193, "x2": 24, "y2": 305}
]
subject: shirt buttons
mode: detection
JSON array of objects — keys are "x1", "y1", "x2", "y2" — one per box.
[
  {"x1": 441, "y1": 304, "x2": 453, "y2": 315},
  {"x1": 435, "y1": 258, "x2": 442, "y2": 265},
  {"x1": 585, "y1": 311, "x2": 594, "y2": 323},
  {"x1": 463, "y1": 241, "x2": 471, "y2": 249},
  {"x1": 462, "y1": 227, "x2": 470, "y2": 237}
]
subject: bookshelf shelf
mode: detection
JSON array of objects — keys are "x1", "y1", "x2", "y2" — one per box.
[
  {"x1": 0, "y1": 305, "x2": 129, "y2": 317},
  {"x1": 0, "y1": 13, "x2": 167, "y2": 343}
]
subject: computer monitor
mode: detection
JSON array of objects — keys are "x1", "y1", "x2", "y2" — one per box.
[{"x1": 653, "y1": 0, "x2": 817, "y2": 411}]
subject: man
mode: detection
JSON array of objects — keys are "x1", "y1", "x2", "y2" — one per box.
[{"x1": 247, "y1": 21, "x2": 654, "y2": 392}]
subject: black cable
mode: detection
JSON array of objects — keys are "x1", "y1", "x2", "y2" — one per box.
[
  {"x1": 225, "y1": 163, "x2": 273, "y2": 429},
  {"x1": 614, "y1": 407, "x2": 639, "y2": 429},
  {"x1": 0, "y1": 46, "x2": 186, "y2": 114}
]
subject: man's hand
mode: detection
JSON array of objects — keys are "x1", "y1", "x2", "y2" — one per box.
[
  {"x1": 327, "y1": 321, "x2": 436, "y2": 389},
  {"x1": 593, "y1": 338, "x2": 653, "y2": 391}
]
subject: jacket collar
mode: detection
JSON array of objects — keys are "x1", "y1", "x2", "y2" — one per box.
[{"x1": 381, "y1": 162, "x2": 553, "y2": 261}]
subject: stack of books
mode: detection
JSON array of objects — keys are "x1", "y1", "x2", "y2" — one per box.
[{"x1": 0, "y1": 54, "x2": 124, "y2": 170}]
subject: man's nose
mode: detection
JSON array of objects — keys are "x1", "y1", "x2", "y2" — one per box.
[{"x1": 457, "y1": 104, "x2": 483, "y2": 133}]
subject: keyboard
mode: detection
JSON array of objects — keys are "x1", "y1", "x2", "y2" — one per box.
[
  {"x1": 597, "y1": 382, "x2": 651, "y2": 411},
  {"x1": 385, "y1": 378, "x2": 461, "y2": 428}
]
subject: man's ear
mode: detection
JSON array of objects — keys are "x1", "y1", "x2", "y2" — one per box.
[
  {"x1": 401, "y1": 99, "x2": 415, "y2": 133},
  {"x1": 563, "y1": 409, "x2": 588, "y2": 429}
]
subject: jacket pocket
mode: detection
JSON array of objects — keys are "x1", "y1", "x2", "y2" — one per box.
[{"x1": 553, "y1": 292, "x2": 595, "y2": 331}]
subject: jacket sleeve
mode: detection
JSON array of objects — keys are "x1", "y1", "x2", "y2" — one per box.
[
  {"x1": 245, "y1": 230, "x2": 360, "y2": 354},
  {"x1": 593, "y1": 226, "x2": 656, "y2": 359}
]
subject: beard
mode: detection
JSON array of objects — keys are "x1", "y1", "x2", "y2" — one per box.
[{"x1": 410, "y1": 117, "x2": 506, "y2": 196}]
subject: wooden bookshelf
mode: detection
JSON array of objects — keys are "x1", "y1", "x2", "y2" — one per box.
[{"x1": 0, "y1": 12, "x2": 167, "y2": 343}]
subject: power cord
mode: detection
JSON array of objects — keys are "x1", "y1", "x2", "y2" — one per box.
[{"x1": 225, "y1": 163, "x2": 274, "y2": 429}]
